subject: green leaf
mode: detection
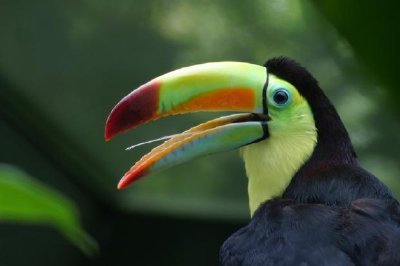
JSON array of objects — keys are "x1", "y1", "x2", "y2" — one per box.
[{"x1": 0, "y1": 164, "x2": 98, "y2": 256}]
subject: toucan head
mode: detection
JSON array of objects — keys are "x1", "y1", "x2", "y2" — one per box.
[{"x1": 105, "y1": 57, "x2": 353, "y2": 215}]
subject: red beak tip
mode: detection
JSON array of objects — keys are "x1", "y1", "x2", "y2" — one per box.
[
  {"x1": 117, "y1": 177, "x2": 128, "y2": 190},
  {"x1": 104, "y1": 121, "x2": 117, "y2": 141},
  {"x1": 117, "y1": 173, "x2": 133, "y2": 190},
  {"x1": 116, "y1": 169, "x2": 147, "y2": 190},
  {"x1": 104, "y1": 133, "x2": 112, "y2": 142},
  {"x1": 117, "y1": 182, "x2": 125, "y2": 190}
]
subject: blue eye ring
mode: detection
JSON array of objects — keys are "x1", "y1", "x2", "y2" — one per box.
[{"x1": 272, "y1": 89, "x2": 290, "y2": 107}]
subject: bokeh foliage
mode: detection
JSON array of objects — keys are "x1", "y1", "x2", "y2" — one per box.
[
  {"x1": 0, "y1": 0, "x2": 399, "y2": 265},
  {"x1": 0, "y1": 164, "x2": 97, "y2": 256},
  {"x1": 314, "y1": 1, "x2": 400, "y2": 116}
]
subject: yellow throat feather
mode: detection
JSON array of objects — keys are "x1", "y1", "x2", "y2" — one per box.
[{"x1": 241, "y1": 76, "x2": 317, "y2": 216}]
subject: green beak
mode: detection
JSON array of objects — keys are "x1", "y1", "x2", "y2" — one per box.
[{"x1": 105, "y1": 62, "x2": 269, "y2": 189}]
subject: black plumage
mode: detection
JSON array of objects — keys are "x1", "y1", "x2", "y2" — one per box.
[{"x1": 220, "y1": 58, "x2": 400, "y2": 265}]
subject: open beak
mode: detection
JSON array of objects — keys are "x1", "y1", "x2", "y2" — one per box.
[{"x1": 105, "y1": 62, "x2": 269, "y2": 189}]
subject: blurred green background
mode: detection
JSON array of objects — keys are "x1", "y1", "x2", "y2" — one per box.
[{"x1": 0, "y1": 0, "x2": 399, "y2": 265}]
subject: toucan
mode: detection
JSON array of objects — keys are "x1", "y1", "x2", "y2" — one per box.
[{"x1": 105, "y1": 57, "x2": 400, "y2": 265}]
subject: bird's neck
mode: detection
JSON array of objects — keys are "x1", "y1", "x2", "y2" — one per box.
[
  {"x1": 283, "y1": 102, "x2": 362, "y2": 204},
  {"x1": 241, "y1": 104, "x2": 317, "y2": 216},
  {"x1": 293, "y1": 96, "x2": 359, "y2": 179},
  {"x1": 242, "y1": 91, "x2": 360, "y2": 216},
  {"x1": 260, "y1": 58, "x2": 361, "y2": 209}
]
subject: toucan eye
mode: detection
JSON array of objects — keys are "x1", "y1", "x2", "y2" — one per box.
[{"x1": 272, "y1": 89, "x2": 290, "y2": 106}]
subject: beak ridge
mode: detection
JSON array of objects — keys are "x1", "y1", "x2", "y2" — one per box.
[{"x1": 105, "y1": 62, "x2": 267, "y2": 141}]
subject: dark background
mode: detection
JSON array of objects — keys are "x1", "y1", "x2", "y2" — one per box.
[{"x1": 1, "y1": 1, "x2": 399, "y2": 265}]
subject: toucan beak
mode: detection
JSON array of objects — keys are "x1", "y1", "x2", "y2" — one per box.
[{"x1": 105, "y1": 62, "x2": 269, "y2": 189}]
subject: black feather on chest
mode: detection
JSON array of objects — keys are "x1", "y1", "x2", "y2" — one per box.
[{"x1": 220, "y1": 196, "x2": 400, "y2": 266}]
